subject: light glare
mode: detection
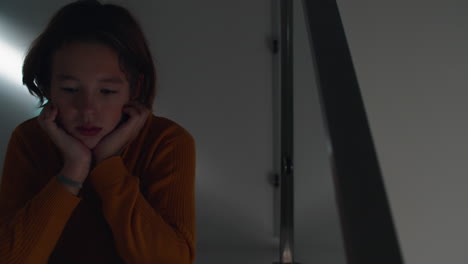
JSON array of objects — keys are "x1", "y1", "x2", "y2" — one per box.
[{"x1": 0, "y1": 40, "x2": 24, "y2": 86}]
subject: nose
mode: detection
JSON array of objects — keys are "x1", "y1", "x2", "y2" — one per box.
[{"x1": 75, "y1": 93, "x2": 97, "y2": 114}]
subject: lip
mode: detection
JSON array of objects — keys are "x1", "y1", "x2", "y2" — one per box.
[{"x1": 76, "y1": 126, "x2": 102, "y2": 137}]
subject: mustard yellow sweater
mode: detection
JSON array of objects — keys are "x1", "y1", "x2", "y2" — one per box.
[{"x1": 0, "y1": 114, "x2": 196, "y2": 264}]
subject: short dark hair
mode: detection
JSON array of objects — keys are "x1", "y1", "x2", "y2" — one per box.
[{"x1": 22, "y1": 0, "x2": 157, "y2": 109}]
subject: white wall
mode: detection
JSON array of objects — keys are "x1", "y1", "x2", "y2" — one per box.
[{"x1": 336, "y1": 1, "x2": 468, "y2": 263}]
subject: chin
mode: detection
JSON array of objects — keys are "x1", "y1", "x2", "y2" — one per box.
[
  {"x1": 76, "y1": 136, "x2": 101, "y2": 149},
  {"x1": 86, "y1": 142, "x2": 99, "y2": 149}
]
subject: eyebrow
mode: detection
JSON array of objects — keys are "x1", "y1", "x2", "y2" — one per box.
[{"x1": 55, "y1": 74, "x2": 126, "y2": 84}]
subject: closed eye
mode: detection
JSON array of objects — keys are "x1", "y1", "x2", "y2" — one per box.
[
  {"x1": 60, "y1": 88, "x2": 117, "y2": 94},
  {"x1": 101, "y1": 89, "x2": 117, "y2": 95},
  {"x1": 61, "y1": 87, "x2": 78, "y2": 93}
]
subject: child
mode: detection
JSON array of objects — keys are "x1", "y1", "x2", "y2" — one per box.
[{"x1": 0, "y1": 1, "x2": 196, "y2": 263}]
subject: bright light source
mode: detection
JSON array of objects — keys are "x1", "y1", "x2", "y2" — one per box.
[
  {"x1": 0, "y1": 19, "x2": 40, "y2": 115},
  {"x1": 0, "y1": 40, "x2": 24, "y2": 86}
]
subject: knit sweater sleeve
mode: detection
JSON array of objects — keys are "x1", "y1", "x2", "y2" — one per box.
[
  {"x1": 0, "y1": 128, "x2": 82, "y2": 264},
  {"x1": 88, "y1": 131, "x2": 196, "y2": 264}
]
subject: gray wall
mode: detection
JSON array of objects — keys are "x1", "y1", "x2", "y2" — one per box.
[
  {"x1": 294, "y1": 1, "x2": 346, "y2": 263},
  {"x1": 336, "y1": 1, "x2": 468, "y2": 264},
  {"x1": 0, "y1": 1, "x2": 467, "y2": 264}
]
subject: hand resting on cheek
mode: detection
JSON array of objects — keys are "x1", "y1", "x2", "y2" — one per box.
[
  {"x1": 92, "y1": 100, "x2": 150, "y2": 166},
  {"x1": 37, "y1": 102, "x2": 92, "y2": 183}
]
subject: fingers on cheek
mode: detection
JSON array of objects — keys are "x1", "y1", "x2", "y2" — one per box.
[
  {"x1": 46, "y1": 108, "x2": 57, "y2": 121},
  {"x1": 123, "y1": 106, "x2": 138, "y2": 116},
  {"x1": 134, "y1": 102, "x2": 147, "y2": 114},
  {"x1": 41, "y1": 109, "x2": 50, "y2": 121},
  {"x1": 128, "y1": 101, "x2": 147, "y2": 113},
  {"x1": 133, "y1": 105, "x2": 149, "y2": 118},
  {"x1": 124, "y1": 103, "x2": 147, "y2": 116}
]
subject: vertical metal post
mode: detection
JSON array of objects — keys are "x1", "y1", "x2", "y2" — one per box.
[{"x1": 279, "y1": 0, "x2": 295, "y2": 263}]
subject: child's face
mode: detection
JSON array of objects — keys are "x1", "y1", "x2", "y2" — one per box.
[{"x1": 49, "y1": 42, "x2": 131, "y2": 149}]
